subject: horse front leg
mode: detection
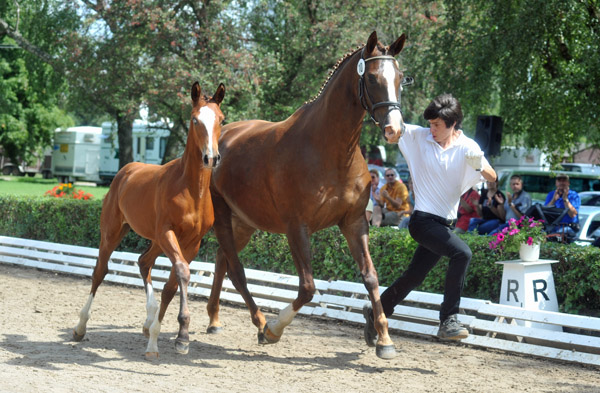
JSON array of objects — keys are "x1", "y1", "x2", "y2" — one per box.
[
  {"x1": 145, "y1": 230, "x2": 191, "y2": 359},
  {"x1": 263, "y1": 224, "x2": 314, "y2": 344},
  {"x1": 339, "y1": 215, "x2": 397, "y2": 359}
]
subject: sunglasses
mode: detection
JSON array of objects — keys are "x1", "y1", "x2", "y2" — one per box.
[{"x1": 385, "y1": 174, "x2": 395, "y2": 177}]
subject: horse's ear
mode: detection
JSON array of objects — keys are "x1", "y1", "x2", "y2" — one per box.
[
  {"x1": 191, "y1": 81, "x2": 201, "y2": 104},
  {"x1": 213, "y1": 83, "x2": 225, "y2": 105},
  {"x1": 365, "y1": 31, "x2": 378, "y2": 55},
  {"x1": 388, "y1": 34, "x2": 406, "y2": 57}
]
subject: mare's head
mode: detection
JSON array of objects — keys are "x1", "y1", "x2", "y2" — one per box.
[
  {"x1": 190, "y1": 81, "x2": 225, "y2": 168},
  {"x1": 359, "y1": 31, "x2": 407, "y2": 144}
]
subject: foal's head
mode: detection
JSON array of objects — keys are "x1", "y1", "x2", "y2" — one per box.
[
  {"x1": 190, "y1": 81, "x2": 225, "y2": 168},
  {"x1": 360, "y1": 31, "x2": 406, "y2": 144}
]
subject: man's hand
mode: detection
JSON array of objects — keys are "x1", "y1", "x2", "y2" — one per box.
[{"x1": 465, "y1": 153, "x2": 485, "y2": 171}]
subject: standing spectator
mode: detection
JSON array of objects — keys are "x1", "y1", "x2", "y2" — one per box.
[
  {"x1": 544, "y1": 174, "x2": 580, "y2": 236},
  {"x1": 454, "y1": 187, "x2": 480, "y2": 234},
  {"x1": 372, "y1": 169, "x2": 410, "y2": 227},
  {"x1": 467, "y1": 180, "x2": 505, "y2": 234}
]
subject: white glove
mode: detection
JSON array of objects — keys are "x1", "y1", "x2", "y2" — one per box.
[{"x1": 465, "y1": 153, "x2": 485, "y2": 171}]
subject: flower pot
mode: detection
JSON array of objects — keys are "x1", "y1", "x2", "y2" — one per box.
[{"x1": 519, "y1": 243, "x2": 540, "y2": 262}]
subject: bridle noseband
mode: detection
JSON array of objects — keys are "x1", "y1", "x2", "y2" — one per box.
[{"x1": 357, "y1": 49, "x2": 413, "y2": 126}]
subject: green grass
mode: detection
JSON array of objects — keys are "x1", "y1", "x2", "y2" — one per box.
[{"x1": 0, "y1": 175, "x2": 110, "y2": 199}]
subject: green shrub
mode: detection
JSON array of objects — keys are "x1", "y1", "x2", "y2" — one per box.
[{"x1": 1, "y1": 195, "x2": 599, "y2": 316}]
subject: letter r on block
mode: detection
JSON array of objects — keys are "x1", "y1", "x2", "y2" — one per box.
[
  {"x1": 533, "y1": 279, "x2": 550, "y2": 302},
  {"x1": 507, "y1": 279, "x2": 519, "y2": 302}
]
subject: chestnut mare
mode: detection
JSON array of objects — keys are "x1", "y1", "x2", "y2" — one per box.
[
  {"x1": 73, "y1": 82, "x2": 225, "y2": 359},
  {"x1": 207, "y1": 31, "x2": 406, "y2": 359}
]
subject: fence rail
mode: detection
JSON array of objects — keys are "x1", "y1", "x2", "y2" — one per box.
[{"x1": 1, "y1": 235, "x2": 599, "y2": 367}]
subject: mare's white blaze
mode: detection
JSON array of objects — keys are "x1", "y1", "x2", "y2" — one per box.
[
  {"x1": 143, "y1": 282, "x2": 158, "y2": 331},
  {"x1": 269, "y1": 304, "x2": 298, "y2": 336},
  {"x1": 74, "y1": 293, "x2": 94, "y2": 336},
  {"x1": 198, "y1": 106, "x2": 217, "y2": 157},
  {"x1": 381, "y1": 61, "x2": 403, "y2": 128}
]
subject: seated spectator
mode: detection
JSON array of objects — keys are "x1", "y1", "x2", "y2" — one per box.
[
  {"x1": 454, "y1": 187, "x2": 480, "y2": 234},
  {"x1": 365, "y1": 198, "x2": 374, "y2": 222},
  {"x1": 468, "y1": 179, "x2": 505, "y2": 234},
  {"x1": 544, "y1": 174, "x2": 580, "y2": 236},
  {"x1": 398, "y1": 178, "x2": 414, "y2": 229},
  {"x1": 371, "y1": 169, "x2": 410, "y2": 227},
  {"x1": 368, "y1": 169, "x2": 382, "y2": 226},
  {"x1": 492, "y1": 174, "x2": 532, "y2": 234}
]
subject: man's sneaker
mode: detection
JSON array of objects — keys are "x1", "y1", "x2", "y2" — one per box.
[
  {"x1": 437, "y1": 314, "x2": 469, "y2": 340},
  {"x1": 362, "y1": 304, "x2": 378, "y2": 347}
]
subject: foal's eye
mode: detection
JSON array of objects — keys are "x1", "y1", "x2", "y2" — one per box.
[
  {"x1": 368, "y1": 74, "x2": 377, "y2": 84},
  {"x1": 193, "y1": 118, "x2": 198, "y2": 124}
]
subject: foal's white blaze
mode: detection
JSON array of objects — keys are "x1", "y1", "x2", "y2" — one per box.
[
  {"x1": 74, "y1": 293, "x2": 94, "y2": 336},
  {"x1": 197, "y1": 106, "x2": 217, "y2": 157},
  {"x1": 381, "y1": 61, "x2": 403, "y2": 129}
]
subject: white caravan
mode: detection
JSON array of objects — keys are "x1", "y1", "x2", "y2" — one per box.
[
  {"x1": 51, "y1": 126, "x2": 102, "y2": 183},
  {"x1": 99, "y1": 120, "x2": 170, "y2": 183}
]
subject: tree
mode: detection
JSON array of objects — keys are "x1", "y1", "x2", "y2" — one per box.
[
  {"x1": 422, "y1": 0, "x2": 600, "y2": 161},
  {"x1": 0, "y1": 1, "x2": 77, "y2": 166}
]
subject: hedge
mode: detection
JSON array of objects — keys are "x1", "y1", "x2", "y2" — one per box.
[{"x1": 1, "y1": 195, "x2": 599, "y2": 316}]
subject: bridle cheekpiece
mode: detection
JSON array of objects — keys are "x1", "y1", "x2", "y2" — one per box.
[{"x1": 357, "y1": 48, "x2": 413, "y2": 125}]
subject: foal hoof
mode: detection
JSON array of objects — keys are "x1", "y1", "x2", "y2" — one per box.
[
  {"x1": 145, "y1": 352, "x2": 159, "y2": 361},
  {"x1": 375, "y1": 344, "x2": 397, "y2": 360},
  {"x1": 206, "y1": 325, "x2": 223, "y2": 334},
  {"x1": 258, "y1": 325, "x2": 280, "y2": 345},
  {"x1": 72, "y1": 329, "x2": 85, "y2": 342},
  {"x1": 175, "y1": 340, "x2": 189, "y2": 355}
]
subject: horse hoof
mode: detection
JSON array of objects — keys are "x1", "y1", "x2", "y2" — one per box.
[
  {"x1": 72, "y1": 329, "x2": 85, "y2": 342},
  {"x1": 258, "y1": 325, "x2": 280, "y2": 345},
  {"x1": 206, "y1": 325, "x2": 223, "y2": 334},
  {"x1": 143, "y1": 327, "x2": 150, "y2": 338},
  {"x1": 145, "y1": 352, "x2": 159, "y2": 361},
  {"x1": 375, "y1": 344, "x2": 397, "y2": 359},
  {"x1": 175, "y1": 340, "x2": 189, "y2": 355}
]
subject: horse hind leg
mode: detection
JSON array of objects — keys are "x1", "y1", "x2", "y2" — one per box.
[
  {"x1": 138, "y1": 242, "x2": 163, "y2": 338},
  {"x1": 73, "y1": 221, "x2": 130, "y2": 341},
  {"x1": 262, "y1": 225, "x2": 313, "y2": 344}
]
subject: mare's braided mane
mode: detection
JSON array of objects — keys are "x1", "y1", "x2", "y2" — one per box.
[{"x1": 304, "y1": 44, "x2": 364, "y2": 105}]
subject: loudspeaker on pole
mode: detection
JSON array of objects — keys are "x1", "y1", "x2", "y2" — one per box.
[{"x1": 475, "y1": 115, "x2": 503, "y2": 157}]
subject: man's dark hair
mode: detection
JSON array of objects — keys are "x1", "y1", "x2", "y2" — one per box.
[
  {"x1": 510, "y1": 174, "x2": 522, "y2": 182},
  {"x1": 423, "y1": 93, "x2": 463, "y2": 129}
]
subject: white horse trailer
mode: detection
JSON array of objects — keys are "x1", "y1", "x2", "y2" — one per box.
[
  {"x1": 99, "y1": 120, "x2": 170, "y2": 184},
  {"x1": 51, "y1": 126, "x2": 102, "y2": 183}
]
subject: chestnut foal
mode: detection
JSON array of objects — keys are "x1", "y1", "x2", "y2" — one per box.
[{"x1": 73, "y1": 82, "x2": 225, "y2": 359}]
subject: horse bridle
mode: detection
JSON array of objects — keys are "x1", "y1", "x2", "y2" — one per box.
[{"x1": 357, "y1": 49, "x2": 414, "y2": 126}]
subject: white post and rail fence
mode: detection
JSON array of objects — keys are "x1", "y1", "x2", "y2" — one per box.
[{"x1": 0, "y1": 235, "x2": 599, "y2": 367}]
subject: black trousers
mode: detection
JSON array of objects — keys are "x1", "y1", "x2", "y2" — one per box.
[{"x1": 380, "y1": 211, "x2": 472, "y2": 322}]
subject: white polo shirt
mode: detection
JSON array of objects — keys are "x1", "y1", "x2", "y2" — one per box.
[{"x1": 399, "y1": 124, "x2": 487, "y2": 220}]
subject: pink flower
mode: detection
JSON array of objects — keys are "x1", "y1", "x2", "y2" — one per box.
[
  {"x1": 527, "y1": 237, "x2": 534, "y2": 246},
  {"x1": 509, "y1": 228, "x2": 520, "y2": 236},
  {"x1": 496, "y1": 233, "x2": 505, "y2": 242}
]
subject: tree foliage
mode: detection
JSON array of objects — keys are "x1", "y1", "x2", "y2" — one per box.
[
  {"x1": 423, "y1": 0, "x2": 600, "y2": 160},
  {"x1": 0, "y1": 0, "x2": 76, "y2": 165}
]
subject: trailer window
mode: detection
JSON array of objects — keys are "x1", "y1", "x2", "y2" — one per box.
[
  {"x1": 159, "y1": 137, "x2": 167, "y2": 159},
  {"x1": 146, "y1": 137, "x2": 155, "y2": 151}
]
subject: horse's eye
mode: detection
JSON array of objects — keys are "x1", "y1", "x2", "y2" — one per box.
[
  {"x1": 368, "y1": 74, "x2": 377, "y2": 84},
  {"x1": 193, "y1": 118, "x2": 198, "y2": 124}
]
